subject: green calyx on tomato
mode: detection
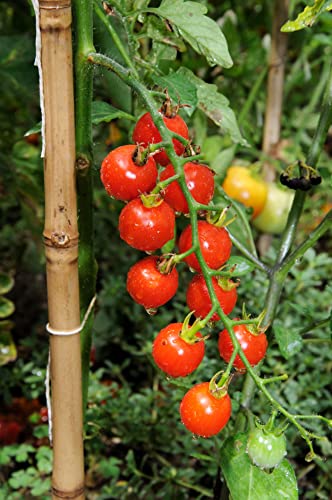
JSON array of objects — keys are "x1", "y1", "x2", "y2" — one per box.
[{"x1": 253, "y1": 183, "x2": 294, "y2": 234}]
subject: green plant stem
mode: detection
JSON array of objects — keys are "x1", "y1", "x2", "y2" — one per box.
[
  {"x1": 215, "y1": 185, "x2": 258, "y2": 258},
  {"x1": 73, "y1": 0, "x2": 97, "y2": 413},
  {"x1": 94, "y1": 0, "x2": 138, "y2": 77},
  {"x1": 278, "y1": 209, "x2": 332, "y2": 278}
]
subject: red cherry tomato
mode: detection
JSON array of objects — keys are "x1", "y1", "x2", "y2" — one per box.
[
  {"x1": 160, "y1": 162, "x2": 215, "y2": 214},
  {"x1": 178, "y1": 221, "x2": 232, "y2": 272},
  {"x1": 119, "y1": 197, "x2": 175, "y2": 252},
  {"x1": 39, "y1": 407, "x2": 49, "y2": 423},
  {"x1": 152, "y1": 323, "x2": 204, "y2": 377},
  {"x1": 186, "y1": 275, "x2": 237, "y2": 321},
  {"x1": 127, "y1": 256, "x2": 178, "y2": 310},
  {"x1": 218, "y1": 321, "x2": 268, "y2": 371},
  {"x1": 180, "y1": 382, "x2": 232, "y2": 437},
  {"x1": 132, "y1": 112, "x2": 189, "y2": 166},
  {"x1": 100, "y1": 144, "x2": 158, "y2": 201}
]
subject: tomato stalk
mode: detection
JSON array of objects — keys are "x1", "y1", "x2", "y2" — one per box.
[{"x1": 72, "y1": 0, "x2": 97, "y2": 414}]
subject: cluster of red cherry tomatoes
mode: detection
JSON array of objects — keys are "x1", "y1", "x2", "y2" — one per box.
[{"x1": 100, "y1": 106, "x2": 268, "y2": 438}]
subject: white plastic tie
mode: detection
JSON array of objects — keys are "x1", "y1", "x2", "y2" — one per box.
[
  {"x1": 45, "y1": 295, "x2": 96, "y2": 444},
  {"x1": 46, "y1": 295, "x2": 96, "y2": 336}
]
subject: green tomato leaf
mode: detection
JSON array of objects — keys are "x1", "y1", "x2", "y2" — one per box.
[
  {"x1": 0, "y1": 297, "x2": 15, "y2": 318},
  {"x1": 146, "y1": 16, "x2": 186, "y2": 53},
  {"x1": 178, "y1": 68, "x2": 247, "y2": 145},
  {"x1": 150, "y1": 0, "x2": 232, "y2": 68},
  {"x1": 0, "y1": 273, "x2": 14, "y2": 295},
  {"x1": 220, "y1": 433, "x2": 298, "y2": 500},
  {"x1": 221, "y1": 256, "x2": 256, "y2": 277},
  {"x1": 0, "y1": 330, "x2": 17, "y2": 366},
  {"x1": 274, "y1": 323, "x2": 303, "y2": 360},
  {"x1": 153, "y1": 71, "x2": 198, "y2": 115},
  {"x1": 91, "y1": 101, "x2": 135, "y2": 125},
  {"x1": 281, "y1": 0, "x2": 332, "y2": 32}
]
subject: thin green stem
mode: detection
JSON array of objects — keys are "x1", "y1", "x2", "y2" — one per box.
[
  {"x1": 279, "y1": 209, "x2": 332, "y2": 279},
  {"x1": 93, "y1": 0, "x2": 138, "y2": 76}
]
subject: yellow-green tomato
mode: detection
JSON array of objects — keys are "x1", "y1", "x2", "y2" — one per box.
[
  {"x1": 222, "y1": 166, "x2": 268, "y2": 218},
  {"x1": 253, "y1": 183, "x2": 294, "y2": 234}
]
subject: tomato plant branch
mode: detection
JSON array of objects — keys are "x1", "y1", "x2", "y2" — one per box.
[
  {"x1": 73, "y1": 0, "x2": 97, "y2": 412},
  {"x1": 87, "y1": 49, "x2": 323, "y2": 459},
  {"x1": 278, "y1": 209, "x2": 332, "y2": 279}
]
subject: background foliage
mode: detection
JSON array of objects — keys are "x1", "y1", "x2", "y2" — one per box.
[{"x1": 0, "y1": 0, "x2": 331, "y2": 498}]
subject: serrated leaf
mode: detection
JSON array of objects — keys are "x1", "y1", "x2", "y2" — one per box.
[
  {"x1": 0, "y1": 273, "x2": 14, "y2": 295},
  {"x1": 0, "y1": 297, "x2": 15, "y2": 318},
  {"x1": 0, "y1": 330, "x2": 17, "y2": 366},
  {"x1": 146, "y1": 16, "x2": 186, "y2": 53},
  {"x1": 221, "y1": 256, "x2": 256, "y2": 277},
  {"x1": 274, "y1": 324, "x2": 303, "y2": 360},
  {"x1": 281, "y1": 0, "x2": 332, "y2": 32},
  {"x1": 150, "y1": 0, "x2": 232, "y2": 68},
  {"x1": 153, "y1": 71, "x2": 197, "y2": 115},
  {"x1": 91, "y1": 101, "x2": 135, "y2": 124},
  {"x1": 178, "y1": 68, "x2": 247, "y2": 145},
  {"x1": 220, "y1": 433, "x2": 298, "y2": 500}
]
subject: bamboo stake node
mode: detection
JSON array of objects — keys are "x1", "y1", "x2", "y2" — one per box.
[{"x1": 52, "y1": 485, "x2": 85, "y2": 499}]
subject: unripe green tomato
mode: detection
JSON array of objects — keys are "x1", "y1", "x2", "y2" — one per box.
[
  {"x1": 253, "y1": 183, "x2": 294, "y2": 234},
  {"x1": 246, "y1": 428, "x2": 287, "y2": 469}
]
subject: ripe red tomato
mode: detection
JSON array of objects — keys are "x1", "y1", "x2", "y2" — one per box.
[
  {"x1": 180, "y1": 382, "x2": 232, "y2": 437},
  {"x1": 119, "y1": 197, "x2": 175, "y2": 252},
  {"x1": 160, "y1": 162, "x2": 215, "y2": 214},
  {"x1": 100, "y1": 144, "x2": 158, "y2": 201},
  {"x1": 127, "y1": 256, "x2": 178, "y2": 310},
  {"x1": 132, "y1": 112, "x2": 189, "y2": 166},
  {"x1": 152, "y1": 323, "x2": 204, "y2": 377},
  {"x1": 218, "y1": 322, "x2": 268, "y2": 371},
  {"x1": 186, "y1": 275, "x2": 237, "y2": 321},
  {"x1": 178, "y1": 221, "x2": 232, "y2": 272}
]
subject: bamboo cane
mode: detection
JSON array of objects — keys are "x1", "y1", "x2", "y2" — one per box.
[
  {"x1": 262, "y1": 0, "x2": 289, "y2": 180},
  {"x1": 259, "y1": 0, "x2": 289, "y2": 255},
  {"x1": 39, "y1": 0, "x2": 85, "y2": 498}
]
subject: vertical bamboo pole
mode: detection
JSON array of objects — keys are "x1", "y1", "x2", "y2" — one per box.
[{"x1": 39, "y1": 0, "x2": 85, "y2": 498}]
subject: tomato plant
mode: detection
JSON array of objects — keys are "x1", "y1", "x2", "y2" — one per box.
[
  {"x1": 118, "y1": 196, "x2": 175, "y2": 251},
  {"x1": 132, "y1": 111, "x2": 189, "y2": 166},
  {"x1": 179, "y1": 382, "x2": 232, "y2": 437},
  {"x1": 100, "y1": 144, "x2": 158, "y2": 201},
  {"x1": 178, "y1": 220, "x2": 232, "y2": 272},
  {"x1": 222, "y1": 166, "x2": 268, "y2": 218},
  {"x1": 126, "y1": 256, "x2": 178, "y2": 310},
  {"x1": 186, "y1": 275, "x2": 237, "y2": 321},
  {"x1": 160, "y1": 162, "x2": 215, "y2": 214},
  {"x1": 152, "y1": 323, "x2": 204, "y2": 377},
  {"x1": 218, "y1": 322, "x2": 268, "y2": 371}
]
